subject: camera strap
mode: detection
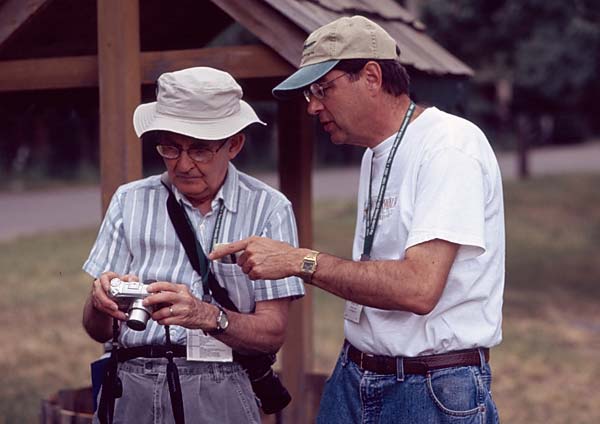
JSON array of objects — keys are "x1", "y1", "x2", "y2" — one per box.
[
  {"x1": 161, "y1": 176, "x2": 238, "y2": 313},
  {"x1": 164, "y1": 325, "x2": 185, "y2": 424},
  {"x1": 161, "y1": 176, "x2": 292, "y2": 414},
  {"x1": 97, "y1": 319, "x2": 122, "y2": 424}
]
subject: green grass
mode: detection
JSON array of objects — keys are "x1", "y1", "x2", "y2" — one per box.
[
  {"x1": 1, "y1": 174, "x2": 600, "y2": 423},
  {"x1": 0, "y1": 228, "x2": 101, "y2": 423}
]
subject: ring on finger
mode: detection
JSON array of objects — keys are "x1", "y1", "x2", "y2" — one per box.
[{"x1": 169, "y1": 306, "x2": 174, "y2": 316}]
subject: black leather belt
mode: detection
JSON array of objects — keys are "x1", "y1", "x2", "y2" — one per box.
[
  {"x1": 347, "y1": 342, "x2": 489, "y2": 375},
  {"x1": 117, "y1": 345, "x2": 187, "y2": 363}
]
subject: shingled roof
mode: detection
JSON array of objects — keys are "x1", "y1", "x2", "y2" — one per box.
[
  {"x1": 0, "y1": 0, "x2": 473, "y2": 78},
  {"x1": 258, "y1": 0, "x2": 474, "y2": 76}
]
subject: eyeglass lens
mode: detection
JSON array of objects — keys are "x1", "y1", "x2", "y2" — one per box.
[
  {"x1": 303, "y1": 72, "x2": 347, "y2": 103},
  {"x1": 155, "y1": 139, "x2": 228, "y2": 163}
]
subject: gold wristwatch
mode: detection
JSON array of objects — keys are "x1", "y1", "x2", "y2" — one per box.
[{"x1": 300, "y1": 250, "x2": 319, "y2": 282}]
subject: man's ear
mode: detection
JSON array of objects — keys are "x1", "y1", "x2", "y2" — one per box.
[
  {"x1": 227, "y1": 133, "x2": 246, "y2": 159},
  {"x1": 363, "y1": 61, "x2": 383, "y2": 94}
]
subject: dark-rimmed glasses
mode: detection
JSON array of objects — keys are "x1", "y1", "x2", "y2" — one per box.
[
  {"x1": 303, "y1": 73, "x2": 349, "y2": 103},
  {"x1": 156, "y1": 138, "x2": 229, "y2": 163}
]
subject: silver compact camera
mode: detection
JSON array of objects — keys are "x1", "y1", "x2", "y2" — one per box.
[{"x1": 108, "y1": 278, "x2": 153, "y2": 331}]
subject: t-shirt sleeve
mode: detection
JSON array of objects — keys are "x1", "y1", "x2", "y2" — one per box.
[
  {"x1": 253, "y1": 201, "x2": 305, "y2": 301},
  {"x1": 82, "y1": 189, "x2": 133, "y2": 278},
  {"x1": 406, "y1": 147, "x2": 486, "y2": 261}
]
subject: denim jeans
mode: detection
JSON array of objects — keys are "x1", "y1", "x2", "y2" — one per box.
[{"x1": 317, "y1": 345, "x2": 499, "y2": 424}]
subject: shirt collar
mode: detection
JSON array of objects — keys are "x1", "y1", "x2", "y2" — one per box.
[{"x1": 165, "y1": 162, "x2": 239, "y2": 214}]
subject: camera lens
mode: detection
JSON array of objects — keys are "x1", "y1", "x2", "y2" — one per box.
[{"x1": 127, "y1": 299, "x2": 151, "y2": 331}]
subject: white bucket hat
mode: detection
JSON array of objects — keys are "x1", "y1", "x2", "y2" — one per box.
[{"x1": 134, "y1": 67, "x2": 266, "y2": 140}]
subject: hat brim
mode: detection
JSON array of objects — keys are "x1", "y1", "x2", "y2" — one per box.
[
  {"x1": 272, "y1": 60, "x2": 339, "y2": 99},
  {"x1": 133, "y1": 100, "x2": 266, "y2": 140}
]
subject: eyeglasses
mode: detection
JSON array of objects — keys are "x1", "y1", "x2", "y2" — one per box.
[
  {"x1": 303, "y1": 73, "x2": 349, "y2": 103},
  {"x1": 156, "y1": 138, "x2": 229, "y2": 163}
]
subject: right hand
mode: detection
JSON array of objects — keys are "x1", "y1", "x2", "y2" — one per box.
[{"x1": 90, "y1": 271, "x2": 134, "y2": 321}]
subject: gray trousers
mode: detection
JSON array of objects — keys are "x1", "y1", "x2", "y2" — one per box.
[{"x1": 93, "y1": 358, "x2": 260, "y2": 424}]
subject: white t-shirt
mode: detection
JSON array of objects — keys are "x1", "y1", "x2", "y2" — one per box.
[{"x1": 345, "y1": 107, "x2": 505, "y2": 357}]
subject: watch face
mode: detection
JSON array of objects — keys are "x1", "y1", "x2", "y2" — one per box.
[
  {"x1": 302, "y1": 259, "x2": 316, "y2": 273},
  {"x1": 218, "y1": 311, "x2": 229, "y2": 330}
]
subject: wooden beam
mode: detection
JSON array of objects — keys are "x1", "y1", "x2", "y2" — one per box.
[
  {"x1": 277, "y1": 97, "x2": 315, "y2": 423},
  {"x1": 141, "y1": 45, "x2": 294, "y2": 82},
  {"x1": 0, "y1": 55, "x2": 98, "y2": 91},
  {"x1": 0, "y1": 45, "x2": 293, "y2": 92},
  {"x1": 0, "y1": 0, "x2": 52, "y2": 47},
  {"x1": 97, "y1": 0, "x2": 142, "y2": 213}
]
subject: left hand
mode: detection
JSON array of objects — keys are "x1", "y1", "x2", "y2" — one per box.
[
  {"x1": 143, "y1": 281, "x2": 217, "y2": 331},
  {"x1": 209, "y1": 236, "x2": 301, "y2": 280}
]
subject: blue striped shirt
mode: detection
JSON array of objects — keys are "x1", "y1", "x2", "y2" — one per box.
[{"x1": 83, "y1": 163, "x2": 305, "y2": 347}]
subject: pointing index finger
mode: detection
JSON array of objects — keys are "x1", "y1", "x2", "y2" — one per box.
[{"x1": 209, "y1": 239, "x2": 248, "y2": 260}]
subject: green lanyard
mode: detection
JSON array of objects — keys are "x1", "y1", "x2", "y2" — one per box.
[
  {"x1": 210, "y1": 199, "x2": 226, "y2": 252},
  {"x1": 361, "y1": 101, "x2": 415, "y2": 261}
]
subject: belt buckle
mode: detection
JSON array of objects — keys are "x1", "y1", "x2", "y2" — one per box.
[{"x1": 359, "y1": 351, "x2": 374, "y2": 370}]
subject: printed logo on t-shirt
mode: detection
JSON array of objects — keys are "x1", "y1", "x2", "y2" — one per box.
[{"x1": 363, "y1": 196, "x2": 398, "y2": 222}]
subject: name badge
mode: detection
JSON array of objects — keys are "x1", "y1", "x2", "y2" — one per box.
[
  {"x1": 344, "y1": 301, "x2": 363, "y2": 323},
  {"x1": 186, "y1": 329, "x2": 233, "y2": 362}
]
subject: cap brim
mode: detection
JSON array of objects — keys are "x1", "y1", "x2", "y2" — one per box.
[
  {"x1": 133, "y1": 100, "x2": 266, "y2": 140},
  {"x1": 272, "y1": 60, "x2": 339, "y2": 99}
]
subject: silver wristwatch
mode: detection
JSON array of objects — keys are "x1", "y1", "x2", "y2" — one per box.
[{"x1": 209, "y1": 306, "x2": 229, "y2": 335}]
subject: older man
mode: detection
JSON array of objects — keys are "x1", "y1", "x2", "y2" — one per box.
[
  {"x1": 211, "y1": 16, "x2": 504, "y2": 424},
  {"x1": 82, "y1": 67, "x2": 303, "y2": 423}
]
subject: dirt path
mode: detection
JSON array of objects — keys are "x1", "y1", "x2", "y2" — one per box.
[{"x1": 1, "y1": 141, "x2": 598, "y2": 242}]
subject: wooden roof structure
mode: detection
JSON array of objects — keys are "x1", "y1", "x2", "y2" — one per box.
[{"x1": 0, "y1": 1, "x2": 473, "y2": 421}]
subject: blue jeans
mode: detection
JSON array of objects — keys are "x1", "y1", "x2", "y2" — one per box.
[{"x1": 317, "y1": 345, "x2": 499, "y2": 424}]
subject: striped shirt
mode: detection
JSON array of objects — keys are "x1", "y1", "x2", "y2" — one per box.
[{"x1": 83, "y1": 163, "x2": 304, "y2": 347}]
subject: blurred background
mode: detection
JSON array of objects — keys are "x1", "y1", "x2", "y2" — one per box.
[{"x1": 1, "y1": 0, "x2": 599, "y2": 423}]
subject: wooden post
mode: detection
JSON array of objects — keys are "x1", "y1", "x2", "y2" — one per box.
[
  {"x1": 97, "y1": 0, "x2": 142, "y2": 213},
  {"x1": 277, "y1": 98, "x2": 315, "y2": 423}
]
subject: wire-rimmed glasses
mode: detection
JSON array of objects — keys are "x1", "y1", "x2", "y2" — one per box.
[
  {"x1": 303, "y1": 73, "x2": 349, "y2": 103},
  {"x1": 156, "y1": 138, "x2": 229, "y2": 163}
]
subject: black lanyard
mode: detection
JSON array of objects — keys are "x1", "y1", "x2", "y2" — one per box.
[
  {"x1": 361, "y1": 101, "x2": 415, "y2": 261},
  {"x1": 181, "y1": 199, "x2": 225, "y2": 302}
]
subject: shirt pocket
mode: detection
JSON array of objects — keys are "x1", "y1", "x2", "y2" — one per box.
[{"x1": 210, "y1": 261, "x2": 255, "y2": 313}]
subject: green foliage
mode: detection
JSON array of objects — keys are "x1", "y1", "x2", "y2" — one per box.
[{"x1": 421, "y1": 0, "x2": 600, "y2": 139}]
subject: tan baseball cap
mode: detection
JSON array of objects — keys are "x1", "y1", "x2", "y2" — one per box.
[{"x1": 272, "y1": 15, "x2": 400, "y2": 99}]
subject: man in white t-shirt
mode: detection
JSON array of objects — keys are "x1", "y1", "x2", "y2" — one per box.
[{"x1": 211, "y1": 15, "x2": 504, "y2": 424}]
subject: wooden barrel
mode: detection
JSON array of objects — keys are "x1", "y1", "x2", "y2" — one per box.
[{"x1": 40, "y1": 386, "x2": 94, "y2": 424}]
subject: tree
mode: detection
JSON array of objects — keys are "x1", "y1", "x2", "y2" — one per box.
[{"x1": 420, "y1": 0, "x2": 600, "y2": 145}]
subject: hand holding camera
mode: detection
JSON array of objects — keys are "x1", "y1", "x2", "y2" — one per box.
[
  {"x1": 108, "y1": 278, "x2": 155, "y2": 331},
  {"x1": 90, "y1": 272, "x2": 131, "y2": 322}
]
